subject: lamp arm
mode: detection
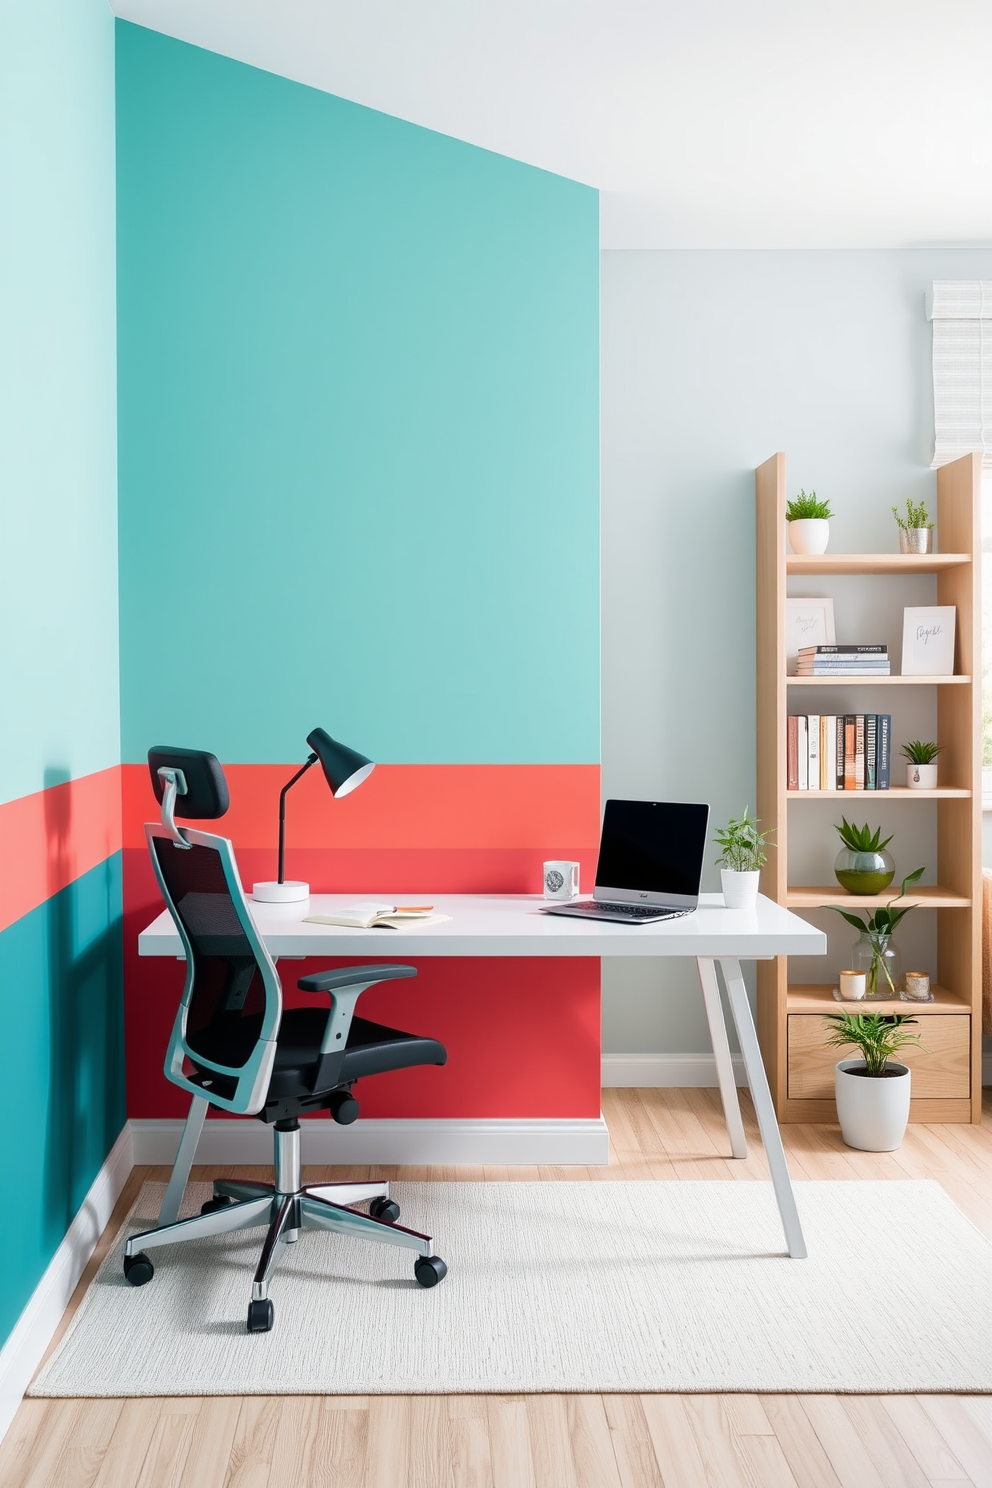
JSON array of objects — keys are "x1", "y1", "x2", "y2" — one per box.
[{"x1": 277, "y1": 753, "x2": 318, "y2": 884}]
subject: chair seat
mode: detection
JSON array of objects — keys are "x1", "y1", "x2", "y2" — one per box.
[{"x1": 188, "y1": 1007, "x2": 446, "y2": 1103}]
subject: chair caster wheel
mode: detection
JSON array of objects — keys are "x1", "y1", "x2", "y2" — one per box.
[
  {"x1": 414, "y1": 1255, "x2": 447, "y2": 1288},
  {"x1": 247, "y1": 1298, "x2": 274, "y2": 1333},
  {"x1": 369, "y1": 1197, "x2": 401, "y2": 1224},
  {"x1": 329, "y1": 1090, "x2": 360, "y2": 1125},
  {"x1": 124, "y1": 1252, "x2": 154, "y2": 1287},
  {"x1": 201, "y1": 1195, "x2": 234, "y2": 1215}
]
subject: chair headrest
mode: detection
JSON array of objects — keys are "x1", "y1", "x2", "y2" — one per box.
[{"x1": 148, "y1": 747, "x2": 230, "y2": 820}]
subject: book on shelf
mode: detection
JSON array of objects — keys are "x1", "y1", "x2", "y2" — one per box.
[
  {"x1": 795, "y1": 643, "x2": 890, "y2": 676},
  {"x1": 798, "y1": 644, "x2": 887, "y2": 655},
  {"x1": 787, "y1": 714, "x2": 892, "y2": 791},
  {"x1": 303, "y1": 902, "x2": 449, "y2": 929}
]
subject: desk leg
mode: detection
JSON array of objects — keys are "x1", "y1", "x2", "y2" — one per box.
[
  {"x1": 695, "y1": 957, "x2": 747, "y2": 1160},
  {"x1": 157, "y1": 1095, "x2": 209, "y2": 1227},
  {"x1": 719, "y1": 957, "x2": 807, "y2": 1260}
]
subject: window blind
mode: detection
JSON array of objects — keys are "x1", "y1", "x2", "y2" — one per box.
[{"x1": 927, "y1": 280, "x2": 992, "y2": 469}]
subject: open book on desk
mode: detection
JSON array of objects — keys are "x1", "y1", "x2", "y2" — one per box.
[{"x1": 303, "y1": 902, "x2": 450, "y2": 930}]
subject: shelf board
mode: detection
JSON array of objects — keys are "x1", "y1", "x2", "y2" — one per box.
[
  {"x1": 787, "y1": 674, "x2": 970, "y2": 685},
  {"x1": 788, "y1": 787, "x2": 971, "y2": 799},
  {"x1": 786, "y1": 885, "x2": 971, "y2": 909},
  {"x1": 787, "y1": 983, "x2": 970, "y2": 1015},
  {"x1": 786, "y1": 553, "x2": 971, "y2": 575}
]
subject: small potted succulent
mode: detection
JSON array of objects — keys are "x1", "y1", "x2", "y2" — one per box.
[
  {"x1": 713, "y1": 807, "x2": 773, "y2": 909},
  {"x1": 892, "y1": 496, "x2": 934, "y2": 555},
  {"x1": 786, "y1": 489, "x2": 832, "y2": 555},
  {"x1": 829, "y1": 867, "x2": 925, "y2": 1000},
  {"x1": 833, "y1": 818, "x2": 895, "y2": 895},
  {"x1": 822, "y1": 1010, "x2": 925, "y2": 1151},
  {"x1": 902, "y1": 739, "x2": 941, "y2": 789}
]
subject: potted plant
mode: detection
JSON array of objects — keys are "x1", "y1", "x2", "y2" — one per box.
[
  {"x1": 713, "y1": 807, "x2": 772, "y2": 909},
  {"x1": 832, "y1": 817, "x2": 895, "y2": 894},
  {"x1": 822, "y1": 1010, "x2": 925, "y2": 1150},
  {"x1": 902, "y1": 738, "x2": 941, "y2": 789},
  {"x1": 829, "y1": 866, "x2": 924, "y2": 999},
  {"x1": 786, "y1": 489, "x2": 832, "y2": 555},
  {"x1": 892, "y1": 496, "x2": 934, "y2": 555}
]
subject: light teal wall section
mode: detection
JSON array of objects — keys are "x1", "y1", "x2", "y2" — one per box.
[
  {"x1": 116, "y1": 23, "x2": 600, "y2": 767},
  {"x1": 601, "y1": 246, "x2": 992, "y2": 1055},
  {"x1": 0, "y1": 856, "x2": 125, "y2": 1346},
  {"x1": 0, "y1": 0, "x2": 119, "y2": 807}
]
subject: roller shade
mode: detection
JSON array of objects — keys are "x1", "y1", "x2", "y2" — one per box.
[{"x1": 927, "y1": 281, "x2": 992, "y2": 469}]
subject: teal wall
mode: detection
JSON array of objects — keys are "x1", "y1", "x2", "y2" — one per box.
[
  {"x1": 0, "y1": 857, "x2": 125, "y2": 1345},
  {"x1": 115, "y1": 23, "x2": 600, "y2": 767},
  {"x1": 0, "y1": 0, "x2": 124, "y2": 1351},
  {"x1": 0, "y1": 0, "x2": 120, "y2": 807}
]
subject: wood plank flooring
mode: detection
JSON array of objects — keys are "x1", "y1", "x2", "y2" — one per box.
[{"x1": 3, "y1": 1087, "x2": 992, "y2": 1488}]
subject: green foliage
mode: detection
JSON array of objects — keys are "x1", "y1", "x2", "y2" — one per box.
[
  {"x1": 829, "y1": 867, "x2": 925, "y2": 938},
  {"x1": 900, "y1": 739, "x2": 942, "y2": 765},
  {"x1": 834, "y1": 817, "x2": 892, "y2": 854},
  {"x1": 713, "y1": 807, "x2": 774, "y2": 872},
  {"x1": 821, "y1": 1011, "x2": 924, "y2": 1077},
  {"x1": 891, "y1": 497, "x2": 933, "y2": 531},
  {"x1": 786, "y1": 489, "x2": 832, "y2": 521}
]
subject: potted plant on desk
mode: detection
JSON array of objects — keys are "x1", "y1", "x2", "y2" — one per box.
[
  {"x1": 713, "y1": 807, "x2": 773, "y2": 909},
  {"x1": 822, "y1": 1010, "x2": 925, "y2": 1151}
]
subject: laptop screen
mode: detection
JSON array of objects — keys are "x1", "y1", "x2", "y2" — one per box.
[{"x1": 595, "y1": 800, "x2": 710, "y2": 902}]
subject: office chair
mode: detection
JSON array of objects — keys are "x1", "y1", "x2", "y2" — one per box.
[{"x1": 124, "y1": 746, "x2": 449, "y2": 1333}]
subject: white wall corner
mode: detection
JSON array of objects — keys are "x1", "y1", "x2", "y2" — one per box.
[
  {"x1": 0, "y1": 1123, "x2": 133, "y2": 1446},
  {"x1": 602, "y1": 1052, "x2": 747, "y2": 1087}
]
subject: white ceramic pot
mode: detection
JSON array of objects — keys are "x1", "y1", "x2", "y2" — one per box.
[
  {"x1": 787, "y1": 518, "x2": 830, "y2": 555},
  {"x1": 834, "y1": 1059, "x2": 911, "y2": 1151},
  {"x1": 721, "y1": 869, "x2": 760, "y2": 909},
  {"x1": 905, "y1": 762, "x2": 938, "y2": 789}
]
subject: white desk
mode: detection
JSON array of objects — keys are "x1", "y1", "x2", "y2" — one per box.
[{"x1": 141, "y1": 892, "x2": 825, "y2": 1257}]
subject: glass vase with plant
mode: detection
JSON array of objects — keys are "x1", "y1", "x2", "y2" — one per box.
[
  {"x1": 713, "y1": 808, "x2": 773, "y2": 909},
  {"x1": 892, "y1": 497, "x2": 934, "y2": 554},
  {"x1": 830, "y1": 867, "x2": 924, "y2": 999},
  {"x1": 833, "y1": 817, "x2": 895, "y2": 894},
  {"x1": 901, "y1": 739, "x2": 942, "y2": 789},
  {"x1": 785, "y1": 490, "x2": 832, "y2": 555}
]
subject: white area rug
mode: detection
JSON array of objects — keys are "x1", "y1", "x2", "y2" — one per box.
[{"x1": 31, "y1": 1180, "x2": 992, "y2": 1396}]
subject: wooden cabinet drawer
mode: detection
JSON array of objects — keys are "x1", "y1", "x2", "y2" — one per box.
[{"x1": 787, "y1": 1013, "x2": 970, "y2": 1101}]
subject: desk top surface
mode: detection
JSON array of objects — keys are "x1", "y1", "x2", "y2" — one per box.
[{"x1": 139, "y1": 892, "x2": 826, "y2": 960}]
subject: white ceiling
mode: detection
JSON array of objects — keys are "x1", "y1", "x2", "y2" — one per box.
[{"x1": 110, "y1": 0, "x2": 992, "y2": 249}]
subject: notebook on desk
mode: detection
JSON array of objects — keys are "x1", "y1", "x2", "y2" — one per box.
[{"x1": 542, "y1": 799, "x2": 710, "y2": 924}]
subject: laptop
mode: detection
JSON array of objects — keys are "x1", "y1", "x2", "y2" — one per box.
[{"x1": 542, "y1": 799, "x2": 710, "y2": 924}]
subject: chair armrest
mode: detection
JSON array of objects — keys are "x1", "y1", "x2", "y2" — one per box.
[{"x1": 297, "y1": 964, "x2": 416, "y2": 994}]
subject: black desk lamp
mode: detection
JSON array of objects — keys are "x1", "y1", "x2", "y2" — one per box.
[{"x1": 252, "y1": 728, "x2": 375, "y2": 903}]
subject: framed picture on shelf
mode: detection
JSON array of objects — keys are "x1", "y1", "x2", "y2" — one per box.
[
  {"x1": 901, "y1": 605, "x2": 956, "y2": 676},
  {"x1": 784, "y1": 596, "x2": 835, "y2": 672}
]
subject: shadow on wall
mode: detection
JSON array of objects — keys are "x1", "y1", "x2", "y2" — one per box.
[{"x1": 41, "y1": 767, "x2": 125, "y2": 1241}]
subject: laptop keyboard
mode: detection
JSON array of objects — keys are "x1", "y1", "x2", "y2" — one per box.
[{"x1": 550, "y1": 901, "x2": 691, "y2": 922}]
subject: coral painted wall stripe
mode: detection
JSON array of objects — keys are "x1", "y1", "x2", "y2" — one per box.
[{"x1": 0, "y1": 767, "x2": 122, "y2": 933}]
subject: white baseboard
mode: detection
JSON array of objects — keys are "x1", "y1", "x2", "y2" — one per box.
[
  {"x1": 0, "y1": 1124, "x2": 133, "y2": 1445},
  {"x1": 130, "y1": 1115, "x2": 611, "y2": 1168},
  {"x1": 602, "y1": 1053, "x2": 747, "y2": 1088}
]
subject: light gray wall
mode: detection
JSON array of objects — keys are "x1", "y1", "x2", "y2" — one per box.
[{"x1": 601, "y1": 247, "x2": 992, "y2": 1055}]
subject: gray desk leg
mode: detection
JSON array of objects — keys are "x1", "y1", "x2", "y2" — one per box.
[
  {"x1": 695, "y1": 957, "x2": 747, "y2": 1160},
  {"x1": 719, "y1": 957, "x2": 807, "y2": 1260},
  {"x1": 157, "y1": 1095, "x2": 209, "y2": 1227}
]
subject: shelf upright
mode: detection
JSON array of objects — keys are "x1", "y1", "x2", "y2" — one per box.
[{"x1": 754, "y1": 451, "x2": 983, "y2": 1125}]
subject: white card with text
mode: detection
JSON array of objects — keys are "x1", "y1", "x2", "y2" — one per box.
[{"x1": 901, "y1": 605, "x2": 956, "y2": 675}]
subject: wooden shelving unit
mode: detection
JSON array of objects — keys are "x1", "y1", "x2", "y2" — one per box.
[{"x1": 755, "y1": 451, "x2": 983, "y2": 1124}]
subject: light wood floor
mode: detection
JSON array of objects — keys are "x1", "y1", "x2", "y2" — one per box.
[{"x1": 4, "y1": 1087, "x2": 992, "y2": 1488}]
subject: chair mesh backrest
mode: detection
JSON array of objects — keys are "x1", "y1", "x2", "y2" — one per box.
[{"x1": 151, "y1": 835, "x2": 271, "y2": 1071}]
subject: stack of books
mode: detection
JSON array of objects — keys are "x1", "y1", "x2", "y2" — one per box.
[
  {"x1": 795, "y1": 644, "x2": 890, "y2": 675},
  {"x1": 787, "y1": 714, "x2": 892, "y2": 791}
]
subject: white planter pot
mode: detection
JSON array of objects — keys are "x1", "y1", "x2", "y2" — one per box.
[
  {"x1": 721, "y1": 869, "x2": 760, "y2": 909},
  {"x1": 787, "y1": 518, "x2": 830, "y2": 555},
  {"x1": 834, "y1": 1059, "x2": 911, "y2": 1151},
  {"x1": 905, "y1": 762, "x2": 938, "y2": 789}
]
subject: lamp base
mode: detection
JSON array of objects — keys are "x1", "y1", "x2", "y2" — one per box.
[{"x1": 252, "y1": 880, "x2": 310, "y2": 904}]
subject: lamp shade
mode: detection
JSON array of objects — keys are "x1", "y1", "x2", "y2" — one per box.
[{"x1": 306, "y1": 728, "x2": 375, "y2": 797}]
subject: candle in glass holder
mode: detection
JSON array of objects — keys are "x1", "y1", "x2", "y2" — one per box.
[
  {"x1": 838, "y1": 969, "x2": 867, "y2": 1001},
  {"x1": 902, "y1": 970, "x2": 932, "y2": 1002}
]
